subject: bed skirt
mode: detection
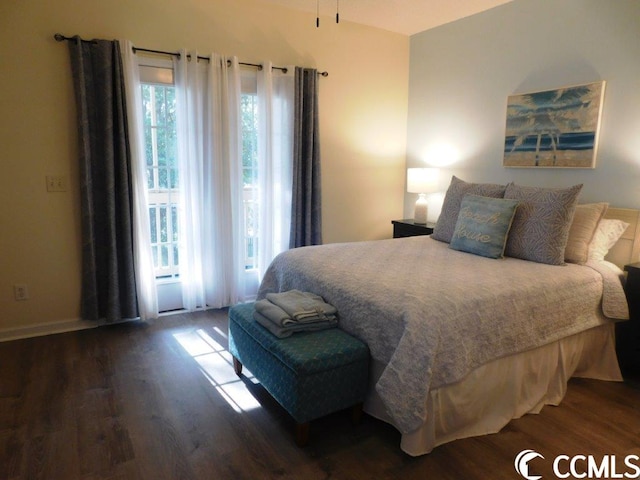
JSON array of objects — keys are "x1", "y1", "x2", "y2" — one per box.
[{"x1": 363, "y1": 322, "x2": 622, "y2": 456}]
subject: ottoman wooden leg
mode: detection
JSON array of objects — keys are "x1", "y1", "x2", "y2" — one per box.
[
  {"x1": 295, "y1": 422, "x2": 310, "y2": 447},
  {"x1": 233, "y1": 356, "x2": 243, "y2": 376}
]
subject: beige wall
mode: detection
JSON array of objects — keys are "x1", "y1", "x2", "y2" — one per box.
[{"x1": 0, "y1": 0, "x2": 409, "y2": 333}]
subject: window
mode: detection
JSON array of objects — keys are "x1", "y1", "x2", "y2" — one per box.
[
  {"x1": 142, "y1": 81, "x2": 179, "y2": 280},
  {"x1": 138, "y1": 60, "x2": 181, "y2": 311},
  {"x1": 138, "y1": 59, "x2": 262, "y2": 308},
  {"x1": 241, "y1": 75, "x2": 259, "y2": 271}
]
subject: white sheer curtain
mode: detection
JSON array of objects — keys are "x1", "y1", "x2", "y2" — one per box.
[
  {"x1": 119, "y1": 39, "x2": 159, "y2": 321},
  {"x1": 174, "y1": 52, "x2": 246, "y2": 310},
  {"x1": 257, "y1": 63, "x2": 295, "y2": 280},
  {"x1": 120, "y1": 43, "x2": 295, "y2": 313}
]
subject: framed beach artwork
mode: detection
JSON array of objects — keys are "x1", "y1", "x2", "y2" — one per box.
[{"x1": 503, "y1": 81, "x2": 606, "y2": 168}]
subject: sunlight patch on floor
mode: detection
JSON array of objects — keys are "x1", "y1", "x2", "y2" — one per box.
[{"x1": 172, "y1": 328, "x2": 260, "y2": 413}]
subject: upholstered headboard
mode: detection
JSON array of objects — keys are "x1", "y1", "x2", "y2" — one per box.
[{"x1": 603, "y1": 207, "x2": 640, "y2": 269}]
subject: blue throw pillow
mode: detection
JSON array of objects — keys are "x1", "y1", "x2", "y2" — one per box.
[{"x1": 450, "y1": 195, "x2": 519, "y2": 259}]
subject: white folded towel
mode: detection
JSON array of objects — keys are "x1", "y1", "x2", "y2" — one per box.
[
  {"x1": 265, "y1": 290, "x2": 337, "y2": 323},
  {"x1": 253, "y1": 311, "x2": 337, "y2": 338}
]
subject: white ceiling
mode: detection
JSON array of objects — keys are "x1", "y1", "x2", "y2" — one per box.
[{"x1": 256, "y1": 0, "x2": 514, "y2": 36}]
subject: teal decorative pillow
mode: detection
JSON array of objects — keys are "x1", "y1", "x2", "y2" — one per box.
[{"x1": 450, "y1": 195, "x2": 519, "y2": 259}]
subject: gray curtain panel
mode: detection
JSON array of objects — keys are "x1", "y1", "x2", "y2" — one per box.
[
  {"x1": 290, "y1": 67, "x2": 322, "y2": 248},
  {"x1": 68, "y1": 37, "x2": 138, "y2": 322}
]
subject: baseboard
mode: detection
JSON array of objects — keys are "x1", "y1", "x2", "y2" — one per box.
[
  {"x1": 0, "y1": 310, "x2": 197, "y2": 342},
  {"x1": 0, "y1": 318, "x2": 98, "y2": 342}
]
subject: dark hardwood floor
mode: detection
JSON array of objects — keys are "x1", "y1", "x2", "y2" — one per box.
[{"x1": 1, "y1": 310, "x2": 639, "y2": 480}]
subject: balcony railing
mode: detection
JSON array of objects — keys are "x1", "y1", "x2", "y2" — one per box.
[{"x1": 149, "y1": 185, "x2": 259, "y2": 279}]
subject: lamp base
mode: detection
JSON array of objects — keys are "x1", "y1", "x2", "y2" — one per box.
[{"x1": 414, "y1": 194, "x2": 428, "y2": 225}]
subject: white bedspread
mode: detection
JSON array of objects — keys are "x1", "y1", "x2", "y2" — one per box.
[{"x1": 257, "y1": 236, "x2": 628, "y2": 434}]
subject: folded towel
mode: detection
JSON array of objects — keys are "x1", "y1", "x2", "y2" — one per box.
[
  {"x1": 255, "y1": 299, "x2": 295, "y2": 326},
  {"x1": 265, "y1": 290, "x2": 337, "y2": 323},
  {"x1": 253, "y1": 311, "x2": 338, "y2": 339}
]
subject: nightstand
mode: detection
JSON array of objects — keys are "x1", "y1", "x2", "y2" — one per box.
[
  {"x1": 617, "y1": 262, "x2": 640, "y2": 375},
  {"x1": 391, "y1": 219, "x2": 434, "y2": 238}
]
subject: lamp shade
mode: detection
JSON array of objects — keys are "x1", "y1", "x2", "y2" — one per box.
[{"x1": 407, "y1": 168, "x2": 439, "y2": 194}]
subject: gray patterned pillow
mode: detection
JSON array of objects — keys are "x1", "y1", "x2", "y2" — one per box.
[
  {"x1": 504, "y1": 183, "x2": 583, "y2": 265},
  {"x1": 432, "y1": 176, "x2": 507, "y2": 243}
]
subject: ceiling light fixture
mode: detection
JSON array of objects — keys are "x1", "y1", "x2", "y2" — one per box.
[{"x1": 316, "y1": 0, "x2": 340, "y2": 28}]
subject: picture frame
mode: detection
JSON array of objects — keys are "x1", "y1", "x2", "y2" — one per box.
[{"x1": 503, "y1": 81, "x2": 605, "y2": 168}]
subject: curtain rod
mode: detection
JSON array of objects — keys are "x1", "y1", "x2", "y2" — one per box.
[{"x1": 54, "y1": 34, "x2": 329, "y2": 77}]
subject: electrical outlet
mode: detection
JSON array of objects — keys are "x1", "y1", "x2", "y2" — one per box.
[
  {"x1": 46, "y1": 175, "x2": 68, "y2": 192},
  {"x1": 14, "y1": 284, "x2": 29, "y2": 301}
]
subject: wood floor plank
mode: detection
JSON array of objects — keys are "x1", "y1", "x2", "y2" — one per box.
[
  {"x1": 0, "y1": 428, "x2": 22, "y2": 480},
  {"x1": 0, "y1": 309, "x2": 638, "y2": 479}
]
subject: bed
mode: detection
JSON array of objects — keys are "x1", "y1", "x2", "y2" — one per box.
[{"x1": 256, "y1": 179, "x2": 640, "y2": 456}]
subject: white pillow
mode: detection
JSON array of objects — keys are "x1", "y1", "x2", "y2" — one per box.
[
  {"x1": 587, "y1": 219, "x2": 630, "y2": 261},
  {"x1": 564, "y1": 202, "x2": 608, "y2": 264}
]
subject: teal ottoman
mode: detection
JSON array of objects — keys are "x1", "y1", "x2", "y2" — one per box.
[{"x1": 228, "y1": 302, "x2": 370, "y2": 446}]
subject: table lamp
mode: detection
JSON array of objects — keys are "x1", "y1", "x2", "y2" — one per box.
[{"x1": 407, "y1": 168, "x2": 439, "y2": 225}]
